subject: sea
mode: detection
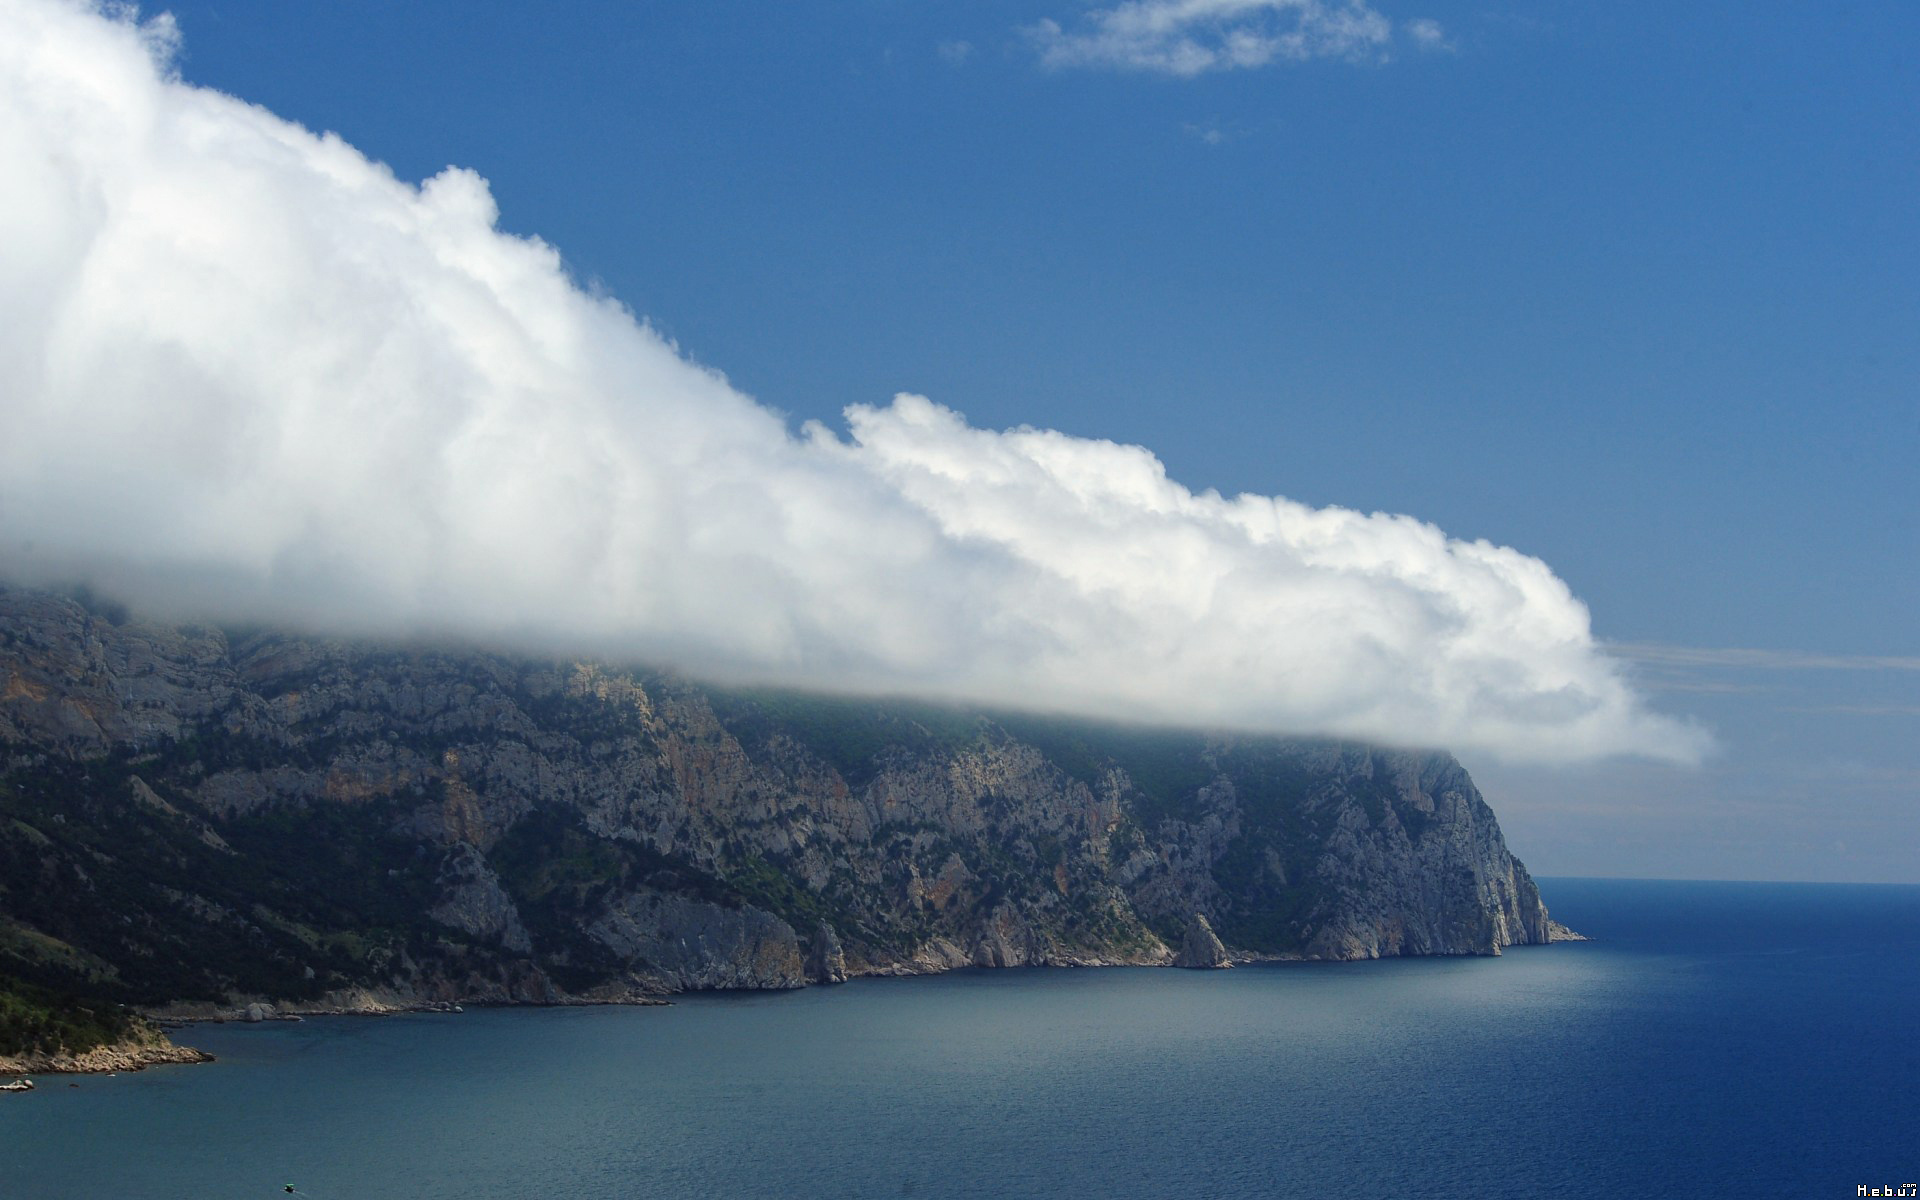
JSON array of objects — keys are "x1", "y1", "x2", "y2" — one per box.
[{"x1": 4, "y1": 878, "x2": 1916, "y2": 1200}]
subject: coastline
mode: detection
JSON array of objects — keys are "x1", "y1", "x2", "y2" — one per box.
[
  {"x1": 0, "y1": 1030, "x2": 214, "y2": 1078},
  {"x1": 5, "y1": 929, "x2": 1589, "y2": 1079},
  {"x1": 7, "y1": 879, "x2": 1911, "y2": 1200}
]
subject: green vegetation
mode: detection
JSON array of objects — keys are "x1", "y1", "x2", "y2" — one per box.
[
  {"x1": 1190, "y1": 743, "x2": 1353, "y2": 953},
  {"x1": 990, "y1": 712, "x2": 1214, "y2": 826},
  {"x1": 489, "y1": 806, "x2": 754, "y2": 990},
  {"x1": 0, "y1": 752, "x2": 443, "y2": 1006},
  {"x1": 0, "y1": 969, "x2": 137, "y2": 1058},
  {"x1": 707, "y1": 686, "x2": 1221, "y2": 826},
  {"x1": 725, "y1": 855, "x2": 844, "y2": 933},
  {"x1": 707, "y1": 687, "x2": 985, "y2": 788},
  {"x1": 516, "y1": 679, "x2": 656, "y2": 749}
]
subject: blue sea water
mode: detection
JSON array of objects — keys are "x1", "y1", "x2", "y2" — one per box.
[{"x1": 4, "y1": 878, "x2": 1916, "y2": 1199}]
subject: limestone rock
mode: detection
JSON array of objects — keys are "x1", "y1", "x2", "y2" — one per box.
[
  {"x1": 971, "y1": 903, "x2": 1043, "y2": 968},
  {"x1": 0, "y1": 1024, "x2": 213, "y2": 1076},
  {"x1": 807, "y1": 922, "x2": 849, "y2": 985},
  {"x1": 1173, "y1": 913, "x2": 1231, "y2": 969},
  {"x1": 0, "y1": 582, "x2": 1571, "y2": 1011},
  {"x1": 588, "y1": 888, "x2": 807, "y2": 991},
  {"x1": 430, "y1": 844, "x2": 534, "y2": 953}
]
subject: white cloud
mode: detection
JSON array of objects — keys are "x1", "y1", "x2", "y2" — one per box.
[
  {"x1": 0, "y1": 0, "x2": 1703, "y2": 765},
  {"x1": 1404, "y1": 17, "x2": 1452, "y2": 53},
  {"x1": 1026, "y1": 0, "x2": 1444, "y2": 76},
  {"x1": 938, "y1": 40, "x2": 974, "y2": 65}
]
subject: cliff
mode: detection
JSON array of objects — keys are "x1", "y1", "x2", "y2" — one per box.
[{"x1": 0, "y1": 584, "x2": 1567, "y2": 1015}]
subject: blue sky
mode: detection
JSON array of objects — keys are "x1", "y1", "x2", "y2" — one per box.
[
  {"x1": 16, "y1": 0, "x2": 1920, "y2": 880},
  {"x1": 159, "y1": 0, "x2": 1917, "y2": 649}
]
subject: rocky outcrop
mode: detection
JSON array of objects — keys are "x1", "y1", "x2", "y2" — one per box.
[
  {"x1": 588, "y1": 889, "x2": 808, "y2": 991},
  {"x1": 1173, "y1": 913, "x2": 1230, "y2": 969},
  {"x1": 430, "y1": 844, "x2": 533, "y2": 953},
  {"x1": 807, "y1": 923, "x2": 849, "y2": 985},
  {"x1": 0, "y1": 584, "x2": 1570, "y2": 1015},
  {"x1": 0, "y1": 1028, "x2": 212, "y2": 1076}
]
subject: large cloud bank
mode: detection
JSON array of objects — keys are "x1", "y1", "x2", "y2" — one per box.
[{"x1": 0, "y1": 0, "x2": 1704, "y2": 764}]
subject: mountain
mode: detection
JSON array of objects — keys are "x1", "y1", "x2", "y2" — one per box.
[{"x1": 0, "y1": 583, "x2": 1570, "y2": 1023}]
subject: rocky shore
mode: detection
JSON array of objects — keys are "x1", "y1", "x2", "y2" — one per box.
[
  {"x1": 8, "y1": 937, "x2": 1603, "y2": 1080},
  {"x1": 0, "y1": 1028, "x2": 212, "y2": 1077},
  {"x1": 145, "y1": 987, "x2": 671, "y2": 1027}
]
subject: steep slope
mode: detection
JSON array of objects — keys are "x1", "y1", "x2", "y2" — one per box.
[{"x1": 0, "y1": 584, "x2": 1567, "y2": 1014}]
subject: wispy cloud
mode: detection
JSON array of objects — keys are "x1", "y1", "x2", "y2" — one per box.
[
  {"x1": 0, "y1": 0, "x2": 1702, "y2": 766},
  {"x1": 1609, "y1": 645, "x2": 1920, "y2": 673},
  {"x1": 937, "y1": 40, "x2": 974, "y2": 65},
  {"x1": 1610, "y1": 643, "x2": 1920, "y2": 721},
  {"x1": 1181, "y1": 119, "x2": 1235, "y2": 145},
  {"x1": 1025, "y1": 0, "x2": 1441, "y2": 76},
  {"x1": 1403, "y1": 17, "x2": 1452, "y2": 52},
  {"x1": 1636, "y1": 679, "x2": 1775, "y2": 697}
]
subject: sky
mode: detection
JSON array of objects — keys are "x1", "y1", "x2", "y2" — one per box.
[{"x1": 1, "y1": 0, "x2": 1914, "y2": 882}]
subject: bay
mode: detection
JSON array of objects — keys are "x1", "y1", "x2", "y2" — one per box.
[{"x1": 5, "y1": 878, "x2": 1917, "y2": 1199}]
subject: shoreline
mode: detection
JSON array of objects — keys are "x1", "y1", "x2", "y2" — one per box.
[
  {"x1": 6, "y1": 933, "x2": 1587, "y2": 1079},
  {"x1": 144, "y1": 989, "x2": 675, "y2": 1029},
  {"x1": 0, "y1": 1037, "x2": 214, "y2": 1078}
]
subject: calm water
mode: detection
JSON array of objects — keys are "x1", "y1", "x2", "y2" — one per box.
[{"x1": 5, "y1": 878, "x2": 1917, "y2": 1199}]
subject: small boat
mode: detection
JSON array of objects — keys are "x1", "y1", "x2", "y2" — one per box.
[{"x1": 0, "y1": 1078, "x2": 35, "y2": 1092}]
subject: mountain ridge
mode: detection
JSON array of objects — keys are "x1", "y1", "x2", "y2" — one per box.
[{"x1": 0, "y1": 583, "x2": 1570, "y2": 1030}]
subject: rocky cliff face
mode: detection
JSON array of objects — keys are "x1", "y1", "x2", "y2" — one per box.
[
  {"x1": 1173, "y1": 913, "x2": 1231, "y2": 969},
  {"x1": 0, "y1": 585, "x2": 1566, "y2": 1009}
]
